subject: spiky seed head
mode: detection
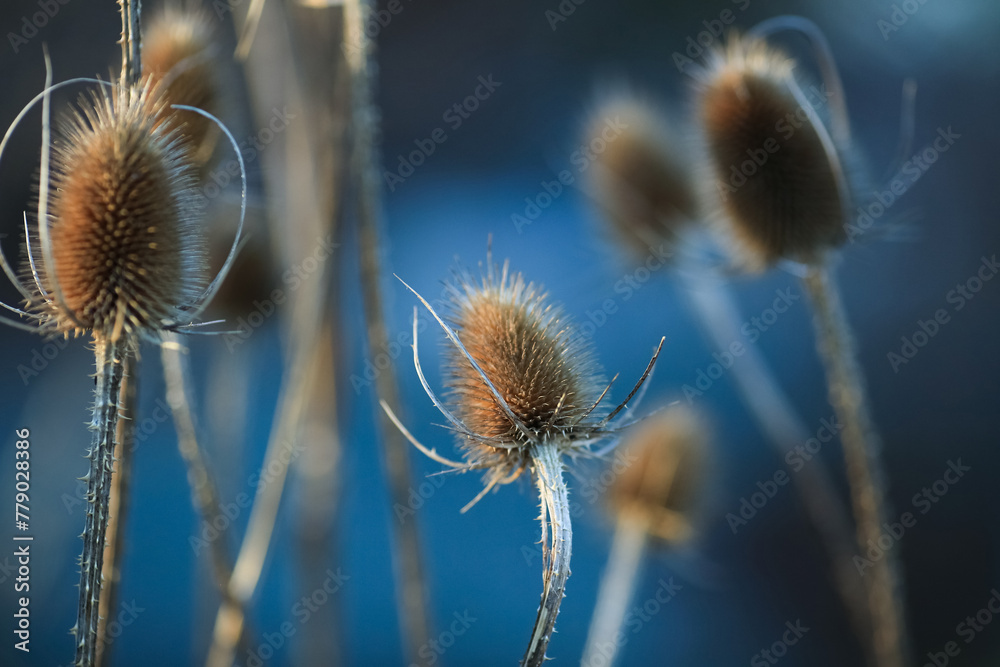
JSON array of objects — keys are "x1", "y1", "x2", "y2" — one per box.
[
  {"x1": 586, "y1": 96, "x2": 697, "y2": 259},
  {"x1": 143, "y1": 6, "x2": 218, "y2": 155},
  {"x1": 609, "y1": 406, "x2": 707, "y2": 543},
  {"x1": 697, "y1": 34, "x2": 848, "y2": 270},
  {"x1": 444, "y1": 263, "x2": 606, "y2": 482},
  {"x1": 41, "y1": 86, "x2": 204, "y2": 341}
]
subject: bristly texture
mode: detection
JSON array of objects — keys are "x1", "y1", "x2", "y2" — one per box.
[
  {"x1": 444, "y1": 261, "x2": 606, "y2": 485},
  {"x1": 37, "y1": 85, "x2": 204, "y2": 341},
  {"x1": 609, "y1": 406, "x2": 707, "y2": 543},
  {"x1": 143, "y1": 5, "x2": 218, "y2": 154},
  {"x1": 697, "y1": 33, "x2": 849, "y2": 270},
  {"x1": 586, "y1": 95, "x2": 697, "y2": 258}
]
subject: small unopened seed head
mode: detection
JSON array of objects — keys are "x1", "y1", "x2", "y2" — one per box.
[
  {"x1": 585, "y1": 96, "x2": 697, "y2": 259},
  {"x1": 697, "y1": 34, "x2": 849, "y2": 270},
  {"x1": 143, "y1": 6, "x2": 218, "y2": 154},
  {"x1": 445, "y1": 264, "x2": 605, "y2": 482},
  {"x1": 609, "y1": 406, "x2": 707, "y2": 543},
  {"x1": 42, "y1": 87, "x2": 203, "y2": 341}
]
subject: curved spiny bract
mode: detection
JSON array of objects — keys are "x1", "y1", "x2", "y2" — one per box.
[
  {"x1": 38, "y1": 85, "x2": 204, "y2": 342},
  {"x1": 697, "y1": 34, "x2": 849, "y2": 270},
  {"x1": 443, "y1": 263, "x2": 606, "y2": 485}
]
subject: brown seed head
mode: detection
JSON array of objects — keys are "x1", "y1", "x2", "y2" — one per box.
[
  {"x1": 586, "y1": 96, "x2": 697, "y2": 259},
  {"x1": 444, "y1": 263, "x2": 605, "y2": 481},
  {"x1": 143, "y1": 6, "x2": 218, "y2": 154},
  {"x1": 609, "y1": 406, "x2": 707, "y2": 543},
  {"x1": 41, "y1": 86, "x2": 204, "y2": 341},
  {"x1": 697, "y1": 34, "x2": 848, "y2": 270}
]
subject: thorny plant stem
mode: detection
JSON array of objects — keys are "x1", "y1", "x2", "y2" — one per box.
[
  {"x1": 580, "y1": 517, "x2": 648, "y2": 667},
  {"x1": 75, "y1": 337, "x2": 131, "y2": 667},
  {"x1": 119, "y1": 0, "x2": 142, "y2": 89},
  {"x1": 95, "y1": 360, "x2": 136, "y2": 667},
  {"x1": 345, "y1": 0, "x2": 432, "y2": 663},
  {"x1": 522, "y1": 443, "x2": 572, "y2": 667},
  {"x1": 803, "y1": 262, "x2": 908, "y2": 667},
  {"x1": 680, "y1": 270, "x2": 873, "y2": 660}
]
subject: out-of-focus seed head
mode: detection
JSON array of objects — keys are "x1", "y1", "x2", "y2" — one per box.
[
  {"x1": 585, "y1": 95, "x2": 697, "y2": 259},
  {"x1": 39, "y1": 86, "x2": 204, "y2": 341},
  {"x1": 608, "y1": 406, "x2": 708, "y2": 543},
  {"x1": 697, "y1": 34, "x2": 849, "y2": 270},
  {"x1": 444, "y1": 262, "x2": 606, "y2": 483},
  {"x1": 143, "y1": 5, "x2": 218, "y2": 155}
]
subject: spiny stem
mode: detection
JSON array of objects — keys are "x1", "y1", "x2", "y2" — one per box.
[
  {"x1": 580, "y1": 517, "x2": 647, "y2": 667},
  {"x1": 95, "y1": 359, "x2": 136, "y2": 667},
  {"x1": 803, "y1": 262, "x2": 908, "y2": 667},
  {"x1": 119, "y1": 0, "x2": 142, "y2": 89},
  {"x1": 680, "y1": 270, "x2": 872, "y2": 659},
  {"x1": 522, "y1": 443, "x2": 572, "y2": 667},
  {"x1": 75, "y1": 336, "x2": 131, "y2": 667},
  {"x1": 345, "y1": 0, "x2": 432, "y2": 662}
]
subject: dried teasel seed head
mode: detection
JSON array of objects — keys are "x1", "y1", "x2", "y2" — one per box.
[
  {"x1": 444, "y1": 262, "x2": 606, "y2": 482},
  {"x1": 40, "y1": 86, "x2": 204, "y2": 341},
  {"x1": 143, "y1": 5, "x2": 219, "y2": 155},
  {"x1": 585, "y1": 95, "x2": 697, "y2": 259},
  {"x1": 697, "y1": 34, "x2": 849, "y2": 270},
  {"x1": 608, "y1": 406, "x2": 708, "y2": 543}
]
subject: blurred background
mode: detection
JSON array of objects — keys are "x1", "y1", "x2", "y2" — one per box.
[{"x1": 0, "y1": 0, "x2": 998, "y2": 665}]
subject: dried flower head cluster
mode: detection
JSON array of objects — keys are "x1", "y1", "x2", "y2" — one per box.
[
  {"x1": 143, "y1": 6, "x2": 218, "y2": 153},
  {"x1": 442, "y1": 262, "x2": 607, "y2": 481},
  {"x1": 609, "y1": 406, "x2": 707, "y2": 543},
  {"x1": 696, "y1": 34, "x2": 849, "y2": 269},
  {"x1": 37, "y1": 86, "x2": 204, "y2": 341},
  {"x1": 585, "y1": 96, "x2": 697, "y2": 258}
]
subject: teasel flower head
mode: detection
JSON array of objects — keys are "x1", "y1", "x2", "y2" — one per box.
[
  {"x1": 585, "y1": 94, "x2": 698, "y2": 260},
  {"x1": 0, "y1": 75, "x2": 242, "y2": 344},
  {"x1": 381, "y1": 255, "x2": 663, "y2": 666},
  {"x1": 608, "y1": 405, "x2": 708, "y2": 544},
  {"x1": 695, "y1": 32, "x2": 851, "y2": 271},
  {"x1": 143, "y1": 4, "x2": 219, "y2": 156}
]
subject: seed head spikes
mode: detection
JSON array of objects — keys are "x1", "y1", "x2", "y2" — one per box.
[
  {"x1": 0, "y1": 78, "x2": 247, "y2": 343},
  {"x1": 585, "y1": 95, "x2": 697, "y2": 259},
  {"x1": 143, "y1": 5, "x2": 220, "y2": 155},
  {"x1": 381, "y1": 256, "x2": 663, "y2": 666},
  {"x1": 696, "y1": 33, "x2": 851, "y2": 270}
]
